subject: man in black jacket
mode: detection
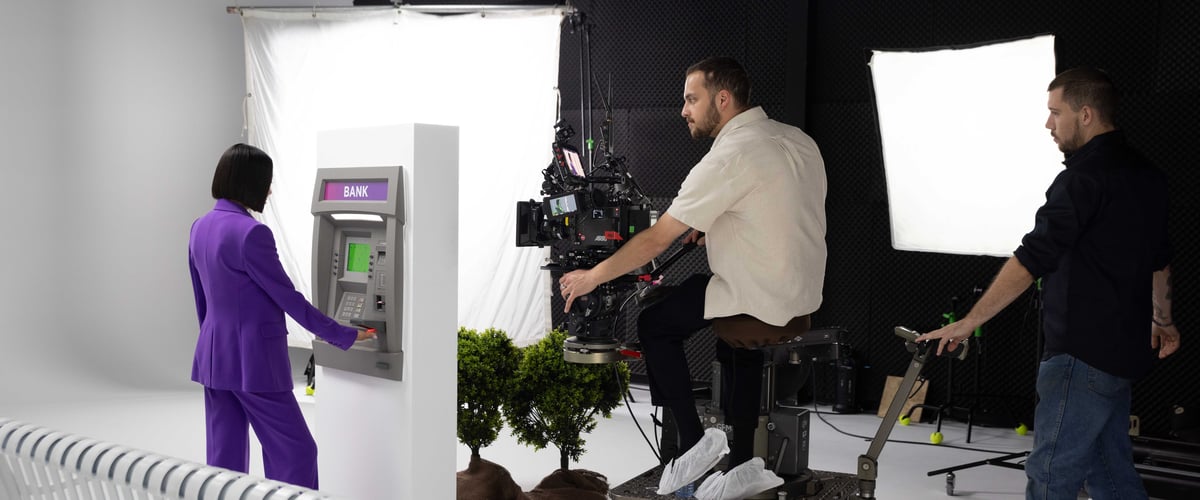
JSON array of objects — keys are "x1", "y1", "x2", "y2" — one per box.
[{"x1": 917, "y1": 67, "x2": 1181, "y2": 500}]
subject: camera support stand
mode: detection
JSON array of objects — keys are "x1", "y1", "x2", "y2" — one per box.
[
  {"x1": 900, "y1": 298, "x2": 974, "y2": 444},
  {"x1": 855, "y1": 326, "x2": 932, "y2": 498}
]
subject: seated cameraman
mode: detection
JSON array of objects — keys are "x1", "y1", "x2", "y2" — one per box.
[{"x1": 559, "y1": 56, "x2": 827, "y2": 476}]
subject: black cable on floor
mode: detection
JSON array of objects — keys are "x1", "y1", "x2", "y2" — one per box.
[
  {"x1": 618, "y1": 363, "x2": 661, "y2": 463},
  {"x1": 776, "y1": 360, "x2": 1023, "y2": 456}
]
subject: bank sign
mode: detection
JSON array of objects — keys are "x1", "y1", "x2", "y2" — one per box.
[{"x1": 323, "y1": 180, "x2": 389, "y2": 202}]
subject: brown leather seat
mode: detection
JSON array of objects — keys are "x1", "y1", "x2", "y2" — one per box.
[{"x1": 711, "y1": 314, "x2": 811, "y2": 348}]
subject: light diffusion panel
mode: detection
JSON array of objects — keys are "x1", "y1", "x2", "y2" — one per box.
[
  {"x1": 311, "y1": 167, "x2": 404, "y2": 380},
  {"x1": 869, "y1": 34, "x2": 1060, "y2": 256}
]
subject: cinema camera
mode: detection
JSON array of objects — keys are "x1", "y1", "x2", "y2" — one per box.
[{"x1": 516, "y1": 120, "x2": 656, "y2": 364}]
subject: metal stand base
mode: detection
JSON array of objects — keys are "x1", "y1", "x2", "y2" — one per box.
[
  {"x1": 926, "y1": 451, "x2": 1029, "y2": 496},
  {"x1": 563, "y1": 336, "x2": 625, "y2": 364}
]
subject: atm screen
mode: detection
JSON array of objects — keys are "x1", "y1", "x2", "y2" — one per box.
[{"x1": 346, "y1": 243, "x2": 371, "y2": 273}]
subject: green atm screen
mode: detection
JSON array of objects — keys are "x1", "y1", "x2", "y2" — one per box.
[{"x1": 346, "y1": 243, "x2": 371, "y2": 273}]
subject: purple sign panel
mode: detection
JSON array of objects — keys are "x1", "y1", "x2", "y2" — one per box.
[{"x1": 323, "y1": 180, "x2": 389, "y2": 201}]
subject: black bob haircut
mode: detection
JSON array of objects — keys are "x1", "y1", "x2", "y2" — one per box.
[{"x1": 211, "y1": 143, "x2": 273, "y2": 212}]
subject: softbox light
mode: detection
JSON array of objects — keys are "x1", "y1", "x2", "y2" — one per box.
[{"x1": 869, "y1": 34, "x2": 1061, "y2": 257}]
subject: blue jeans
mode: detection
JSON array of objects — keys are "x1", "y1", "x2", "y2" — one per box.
[{"x1": 1025, "y1": 354, "x2": 1146, "y2": 500}]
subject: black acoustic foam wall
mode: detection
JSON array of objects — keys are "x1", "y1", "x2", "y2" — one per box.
[
  {"x1": 551, "y1": 0, "x2": 805, "y2": 387},
  {"x1": 545, "y1": 0, "x2": 1198, "y2": 438},
  {"x1": 806, "y1": 0, "x2": 1199, "y2": 436}
]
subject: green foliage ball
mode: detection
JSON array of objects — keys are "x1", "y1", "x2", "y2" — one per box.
[
  {"x1": 504, "y1": 329, "x2": 630, "y2": 470},
  {"x1": 457, "y1": 327, "x2": 522, "y2": 456}
]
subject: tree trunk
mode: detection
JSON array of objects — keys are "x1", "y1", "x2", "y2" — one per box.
[
  {"x1": 468, "y1": 452, "x2": 482, "y2": 472},
  {"x1": 458, "y1": 453, "x2": 526, "y2": 500},
  {"x1": 560, "y1": 450, "x2": 569, "y2": 471}
]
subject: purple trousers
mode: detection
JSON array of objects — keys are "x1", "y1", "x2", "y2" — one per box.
[{"x1": 204, "y1": 387, "x2": 319, "y2": 489}]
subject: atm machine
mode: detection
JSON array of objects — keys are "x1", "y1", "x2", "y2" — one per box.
[
  {"x1": 310, "y1": 166, "x2": 404, "y2": 380},
  {"x1": 310, "y1": 123, "x2": 458, "y2": 500}
]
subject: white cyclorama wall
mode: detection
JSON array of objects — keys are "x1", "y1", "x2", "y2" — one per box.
[
  {"x1": 870, "y1": 35, "x2": 1062, "y2": 257},
  {"x1": 0, "y1": 2, "x2": 81, "y2": 405},
  {"x1": 0, "y1": 1, "x2": 284, "y2": 406},
  {"x1": 313, "y1": 124, "x2": 458, "y2": 500}
]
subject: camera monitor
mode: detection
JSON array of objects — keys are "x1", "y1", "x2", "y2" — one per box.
[
  {"x1": 554, "y1": 143, "x2": 586, "y2": 178},
  {"x1": 549, "y1": 193, "x2": 579, "y2": 217}
]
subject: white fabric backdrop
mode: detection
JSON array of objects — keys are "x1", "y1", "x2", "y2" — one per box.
[{"x1": 240, "y1": 7, "x2": 560, "y2": 346}]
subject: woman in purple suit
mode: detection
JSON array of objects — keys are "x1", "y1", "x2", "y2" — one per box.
[{"x1": 188, "y1": 143, "x2": 374, "y2": 488}]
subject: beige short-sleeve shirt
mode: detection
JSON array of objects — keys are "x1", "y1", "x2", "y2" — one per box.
[{"x1": 667, "y1": 107, "x2": 827, "y2": 326}]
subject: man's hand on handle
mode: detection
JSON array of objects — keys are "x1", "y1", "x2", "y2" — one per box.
[
  {"x1": 560, "y1": 269, "x2": 600, "y2": 312},
  {"x1": 914, "y1": 322, "x2": 974, "y2": 357}
]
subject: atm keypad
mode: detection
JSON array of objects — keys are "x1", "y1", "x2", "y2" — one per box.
[{"x1": 338, "y1": 293, "x2": 367, "y2": 320}]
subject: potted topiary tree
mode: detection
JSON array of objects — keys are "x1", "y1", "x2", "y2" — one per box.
[
  {"x1": 504, "y1": 328, "x2": 630, "y2": 499},
  {"x1": 457, "y1": 327, "x2": 525, "y2": 500}
]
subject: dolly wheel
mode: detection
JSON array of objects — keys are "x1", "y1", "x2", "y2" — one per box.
[{"x1": 946, "y1": 471, "x2": 956, "y2": 496}]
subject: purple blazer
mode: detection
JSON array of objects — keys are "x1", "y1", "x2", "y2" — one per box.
[{"x1": 188, "y1": 199, "x2": 356, "y2": 392}]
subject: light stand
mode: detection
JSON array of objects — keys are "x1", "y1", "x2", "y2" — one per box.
[{"x1": 919, "y1": 281, "x2": 1043, "y2": 495}]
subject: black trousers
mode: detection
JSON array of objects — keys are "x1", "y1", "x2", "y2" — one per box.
[{"x1": 638, "y1": 274, "x2": 765, "y2": 461}]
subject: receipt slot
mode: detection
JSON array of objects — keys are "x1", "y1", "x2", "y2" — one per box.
[{"x1": 311, "y1": 166, "x2": 404, "y2": 380}]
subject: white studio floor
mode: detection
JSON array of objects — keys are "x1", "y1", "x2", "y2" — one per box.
[
  {"x1": 455, "y1": 383, "x2": 1036, "y2": 499},
  {"x1": 5, "y1": 382, "x2": 1045, "y2": 499}
]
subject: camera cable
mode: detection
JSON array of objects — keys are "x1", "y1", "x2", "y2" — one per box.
[
  {"x1": 773, "y1": 360, "x2": 1021, "y2": 456},
  {"x1": 617, "y1": 363, "x2": 662, "y2": 463}
]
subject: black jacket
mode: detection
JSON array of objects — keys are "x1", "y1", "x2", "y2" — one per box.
[{"x1": 1014, "y1": 130, "x2": 1171, "y2": 380}]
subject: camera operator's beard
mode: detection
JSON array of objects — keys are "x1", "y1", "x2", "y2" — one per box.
[{"x1": 689, "y1": 97, "x2": 721, "y2": 140}]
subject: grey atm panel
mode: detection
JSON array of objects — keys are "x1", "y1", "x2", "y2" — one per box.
[{"x1": 310, "y1": 166, "x2": 404, "y2": 381}]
